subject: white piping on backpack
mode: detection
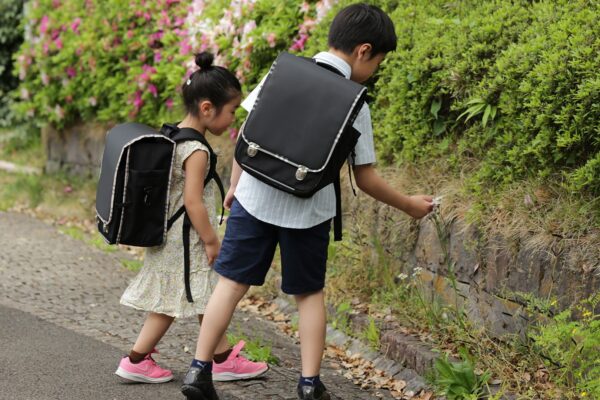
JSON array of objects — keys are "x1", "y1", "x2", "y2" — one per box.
[
  {"x1": 95, "y1": 134, "x2": 175, "y2": 226},
  {"x1": 239, "y1": 58, "x2": 366, "y2": 174}
]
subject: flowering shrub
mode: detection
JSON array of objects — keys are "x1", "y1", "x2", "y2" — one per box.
[
  {"x1": 0, "y1": 0, "x2": 25, "y2": 126},
  {"x1": 13, "y1": 0, "x2": 600, "y2": 195},
  {"x1": 13, "y1": 0, "x2": 336, "y2": 130}
]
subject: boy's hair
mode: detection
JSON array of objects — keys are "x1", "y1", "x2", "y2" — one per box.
[
  {"x1": 328, "y1": 3, "x2": 397, "y2": 56},
  {"x1": 182, "y1": 52, "x2": 241, "y2": 116}
]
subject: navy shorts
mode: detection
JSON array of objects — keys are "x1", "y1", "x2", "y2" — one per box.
[{"x1": 214, "y1": 199, "x2": 331, "y2": 295}]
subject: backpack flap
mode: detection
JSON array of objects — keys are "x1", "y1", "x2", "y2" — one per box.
[
  {"x1": 236, "y1": 52, "x2": 366, "y2": 197},
  {"x1": 96, "y1": 122, "x2": 175, "y2": 245}
]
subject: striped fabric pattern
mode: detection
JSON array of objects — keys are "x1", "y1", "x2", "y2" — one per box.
[{"x1": 234, "y1": 52, "x2": 376, "y2": 229}]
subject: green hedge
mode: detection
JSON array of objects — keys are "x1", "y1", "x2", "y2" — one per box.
[
  {"x1": 12, "y1": 0, "x2": 600, "y2": 195},
  {"x1": 374, "y1": 0, "x2": 600, "y2": 194}
]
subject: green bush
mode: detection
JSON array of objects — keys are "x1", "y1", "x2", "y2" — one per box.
[
  {"x1": 372, "y1": 0, "x2": 600, "y2": 194},
  {"x1": 530, "y1": 296, "x2": 600, "y2": 398},
  {"x1": 12, "y1": 0, "x2": 600, "y2": 195},
  {"x1": 0, "y1": 0, "x2": 25, "y2": 126}
]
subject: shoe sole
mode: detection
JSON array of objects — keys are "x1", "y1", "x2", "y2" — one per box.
[
  {"x1": 181, "y1": 384, "x2": 213, "y2": 399},
  {"x1": 212, "y1": 365, "x2": 269, "y2": 382},
  {"x1": 115, "y1": 367, "x2": 174, "y2": 383}
]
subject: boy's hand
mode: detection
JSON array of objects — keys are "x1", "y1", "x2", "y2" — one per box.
[
  {"x1": 405, "y1": 195, "x2": 434, "y2": 219},
  {"x1": 204, "y1": 236, "x2": 221, "y2": 266},
  {"x1": 224, "y1": 186, "x2": 236, "y2": 210}
]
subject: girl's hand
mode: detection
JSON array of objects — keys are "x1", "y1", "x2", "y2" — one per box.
[
  {"x1": 406, "y1": 195, "x2": 434, "y2": 219},
  {"x1": 204, "y1": 236, "x2": 221, "y2": 266},
  {"x1": 224, "y1": 186, "x2": 236, "y2": 210}
]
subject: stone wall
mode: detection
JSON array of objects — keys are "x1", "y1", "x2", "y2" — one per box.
[
  {"x1": 347, "y1": 193, "x2": 600, "y2": 338},
  {"x1": 41, "y1": 122, "x2": 235, "y2": 179},
  {"x1": 42, "y1": 122, "x2": 111, "y2": 177}
]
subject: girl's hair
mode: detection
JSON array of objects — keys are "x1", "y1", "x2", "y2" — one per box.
[{"x1": 182, "y1": 52, "x2": 242, "y2": 116}]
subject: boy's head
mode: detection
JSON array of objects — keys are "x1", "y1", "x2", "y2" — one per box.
[{"x1": 328, "y1": 3, "x2": 396, "y2": 82}]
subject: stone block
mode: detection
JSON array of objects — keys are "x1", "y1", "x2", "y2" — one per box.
[
  {"x1": 414, "y1": 219, "x2": 444, "y2": 275},
  {"x1": 42, "y1": 121, "x2": 111, "y2": 177},
  {"x1": 448, "y1": 221, "x2": 481, "y2": 284},
  {"x1": 380, "y1": 331, "x2": 439, "y2": 375}
]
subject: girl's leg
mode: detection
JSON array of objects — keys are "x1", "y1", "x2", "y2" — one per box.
[
  {"x1": 131, "y1": 312, "x2": 175, "y2": 356},
  {"x1": 295, "y1": 289, "x2": 326, "y2": 377},
  {"x1": 194, "y1": 275, "x2": 250, "y2": 360},
  {"x1": 116, "y1": 312, "x2": 175, "y2": 383}
]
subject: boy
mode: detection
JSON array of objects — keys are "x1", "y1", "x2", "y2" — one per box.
[{"x1": 181, "y1": 3, "x2": 433, "y2": 400}]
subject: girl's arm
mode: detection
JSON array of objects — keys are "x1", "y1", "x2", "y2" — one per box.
[
  {"x1": 183, "y1": 150, "x2": 220, "y2": 264},
  {"x1": 353, "y1": 164, "x2": 433, "y2": 219}
]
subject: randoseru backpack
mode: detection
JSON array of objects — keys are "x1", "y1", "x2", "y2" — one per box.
[
  {"x1": 235, "y1": 52, "x2": 367, "y2": 240},
  {"x1": 95, "y1": 122, "x2": 224, "y2": 302}
]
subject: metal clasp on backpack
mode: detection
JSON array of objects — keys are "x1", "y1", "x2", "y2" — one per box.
[
  {"x1": 247, "y1": 142, "x2": 259, "y2": 157},
  {"x1": 295, "y1": 166, "x2": 308, "y2": 181}
]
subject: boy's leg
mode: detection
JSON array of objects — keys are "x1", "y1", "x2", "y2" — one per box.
[
  {"x1": 278, "y1": 219, "x2": 331, "y2": 399},
  {"x1": 197, "y1": 314, "x2": 232, "y2": 356},
  {"x1": 195, "y1": 276, "x2": 250, "y2": 361},
  {"x1": 182, "y1": 199, "x2": 276, "y2": 398},
  {"x1": 294, "y1": 290, "x2": 327, "y2": 377}
]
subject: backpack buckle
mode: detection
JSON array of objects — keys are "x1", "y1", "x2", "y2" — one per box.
[
  {"x1": 295, "y1": 166, "x2": 308, "y2": 181},
  {"x1": 247, "y1": 143, "x2": 259, "y2": 157}
]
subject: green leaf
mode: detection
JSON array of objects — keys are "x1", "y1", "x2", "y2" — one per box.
[
  {"x1": 482, "y1": 104, "x2": 491, "y2": 127},
  {"x1": 433, "y1": 119, "x2": 446, "y2": 136},
  {"x1": 430, "y1": 98, "x2": 441, "y2": 119}
]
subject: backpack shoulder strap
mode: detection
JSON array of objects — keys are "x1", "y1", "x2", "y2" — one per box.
[
  {"x1": 162, "y1": 124, "x2": 226, "y2": 304},
  {"x1": 166, "y1": 126, "x2": 226, "y2": 226}
]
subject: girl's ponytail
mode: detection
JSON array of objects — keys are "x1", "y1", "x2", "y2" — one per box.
[
  {"x1": 195, "y1": 52, "x2": 214, "y2": 71},
  {"x1": 182, "y1": 52, "x2": 241, "y2": 116}
]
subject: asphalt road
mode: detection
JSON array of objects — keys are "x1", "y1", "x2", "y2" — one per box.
[{"x1": 0, "y1": 304, "x2": 187, "y2": 400}]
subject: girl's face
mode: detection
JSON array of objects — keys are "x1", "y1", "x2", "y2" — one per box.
[{"x1": 205, "y1": 95, "x2": 242, "y2": 136}]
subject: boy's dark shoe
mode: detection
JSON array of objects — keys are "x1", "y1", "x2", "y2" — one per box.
[
  {"x1": 181, "y1": 367, "x2": 219, "y2": 400},
  {"x1": 297, "y1": 381, "x2": 331, "y2": 400}
]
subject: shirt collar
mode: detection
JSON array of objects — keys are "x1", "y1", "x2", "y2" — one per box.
[{"x1": 313, "y1": 51, "x2": 352, "y2": 79}]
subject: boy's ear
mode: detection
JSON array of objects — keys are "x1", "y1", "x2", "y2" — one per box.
[{"x1": 355, "y1": 43, "x2": 374, "y2": 61}]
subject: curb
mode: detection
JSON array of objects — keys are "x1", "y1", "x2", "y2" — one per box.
[{"x1": 271, "y1": 296, "x2": 430, "y2": 397}]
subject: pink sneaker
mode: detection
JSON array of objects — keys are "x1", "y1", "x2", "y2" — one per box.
[
  {"x1": 115, "y1": 348, "x2": 173, "y2": 383},
  {"x1": 212, "y1": 340, "x2": 269, "y2": 381}
]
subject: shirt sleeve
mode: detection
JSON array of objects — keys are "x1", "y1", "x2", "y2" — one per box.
[
  {"x1": 350, "y1": 103, "x2": 377, "y2": 165},
  {"x1": 241, "y1": 74, "x2": 268, "y2": 112},
  {"x1": 179, "y1": 141, "x2": 210, "y2": 178}
]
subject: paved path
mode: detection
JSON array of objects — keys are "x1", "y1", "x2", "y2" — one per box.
[{"x1": 0, "y1": 212, "x2": 396, "y2": 400}]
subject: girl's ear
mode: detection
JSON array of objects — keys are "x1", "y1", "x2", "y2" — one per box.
[{"x1": 199, "y1": 100, "x2": 214, "y2": 118}]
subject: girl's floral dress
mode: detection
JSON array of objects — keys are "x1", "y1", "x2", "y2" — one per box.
[{"x1": 120, "y1": 141, "x2": 218, "y2": 318}]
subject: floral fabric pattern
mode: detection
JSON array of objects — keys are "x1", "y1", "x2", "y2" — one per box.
[{"x1": 121, "y1": 140, "x2": 218, "y2": 318}]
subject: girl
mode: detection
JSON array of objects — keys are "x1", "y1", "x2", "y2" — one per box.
[{"x1": 116, "y1": 52, "x2": 268, "y2": 384}]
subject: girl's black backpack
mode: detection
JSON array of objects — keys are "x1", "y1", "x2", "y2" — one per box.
[
  {"x1": 235, "y1": 52, "x2": 367, "y2": 240},
  {"x1": 95, "y1": 122, "x2": 224, "y2": 302}
]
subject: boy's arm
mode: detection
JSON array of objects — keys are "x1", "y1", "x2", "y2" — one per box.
[
  {"x1": 353, "y1": 164, "x2": 433, "y2": 219},
  {"x1": 224, "y1": 158, "x2": 242, "y2": 209}
]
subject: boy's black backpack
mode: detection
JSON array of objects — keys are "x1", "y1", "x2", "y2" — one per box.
[
  {"x1": 95, "y1": 122, "x2": 224, "y2": 303},
  {"x1": 235, "y1": 52, "x2": 367, "y2": 240}
]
